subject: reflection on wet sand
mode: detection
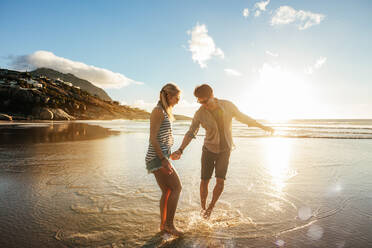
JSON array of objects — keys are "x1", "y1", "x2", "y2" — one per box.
[
  {"x1": 0, "y1": 122, "x2": 120, "y2": 144},
  {"x1": 261, "y1": 138, "x2": 294, "y2": 192},
  {"x1": 0, "y1": 121, "x2": 371, "y2": 247}
]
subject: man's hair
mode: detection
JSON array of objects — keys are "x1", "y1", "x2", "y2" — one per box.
[{"x1": 194, "y1": 84, "x2": 213, "y2": 98}]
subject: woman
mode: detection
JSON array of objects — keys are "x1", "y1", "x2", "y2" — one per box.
[{"x1": 145, "y1": 83, "x2": 183, "y2": 236}]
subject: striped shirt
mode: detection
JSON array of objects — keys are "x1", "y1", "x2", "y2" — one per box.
[{"x1": 145, "y1": 104, "x2": 174, "y2": 163}]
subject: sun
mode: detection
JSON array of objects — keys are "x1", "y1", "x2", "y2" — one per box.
[{"x1": 249, "y1": 63, "x2": 312, "y2": 121}]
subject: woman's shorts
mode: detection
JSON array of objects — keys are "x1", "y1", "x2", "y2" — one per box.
[{"x1": 146, "y1": 150, "x2": 171, "y2": 173}]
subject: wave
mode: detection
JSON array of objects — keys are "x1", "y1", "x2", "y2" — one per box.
[
  {"x1": 16, "y1": 120, "x2": 367, "y2": 140},
  {"x1": 232, "y1": 134, "x2": 372, "y2": 139}
]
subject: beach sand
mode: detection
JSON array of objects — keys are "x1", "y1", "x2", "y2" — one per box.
[{"x1": 0, "y1": 120, "x2": 372, "y2": 247}]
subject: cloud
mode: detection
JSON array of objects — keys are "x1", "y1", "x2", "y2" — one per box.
[
  {"x1": 305, "y1": 57, "x2": 327, "y2": 74},
  {"x1": 131, "y1": 99, "x2": 155, "y2": 112},
  {"x1": 259, "y1": 62, "x2": 281, "y2": 81},
  {"x1": 224, "y1": 68, "x2": 242, "y2": 77},
  {"x1": 253, "y1": 0, "x2": 270, "y2": 17},
  {"x1": 173, "y1": 99, "x2": 199, "y2": 117},
  {"x1": 243, "y1": 8, "x2": 249, "y2": 18},
  {"x1": 187, "y1": 23, "x2": 224, "y2": 68},
  {"x1": 120, "y1": 100, "x2": 129, "y2": 106},
  {"x1": 271, "y1": 6, "x2": 325, "y2": 30},
  {"x1": 314, "y1": 57, "x2": 327, "y2": 68},
  {"x1": 131, "y1": 98, "x2": 198, "y2": 117},
  {"x1": 266, "y1": 50, "x2": 279, "y2": 57},
  {"x1": 255, "y1": 0, "x2": 270, "y2": 11},
  {"x1": 8, "y1": 50, "x2": 143, "y2": 89}
]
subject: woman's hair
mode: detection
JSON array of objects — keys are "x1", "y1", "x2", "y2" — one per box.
[
  {"x1": 194, "y1": 84, "x2": 213, "y2": 98},
  {"x1": 159, "y1": 82, "x2": 181, "y2": 121}
]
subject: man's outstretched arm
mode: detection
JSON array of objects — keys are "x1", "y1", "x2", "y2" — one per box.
[{"x1": 230, "y1": 102, "x2": 274, "y2": 134}]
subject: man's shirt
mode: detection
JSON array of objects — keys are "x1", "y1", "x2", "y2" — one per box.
[
  {"x1": 208, "y1": 106, "x2": 229, "y2": 152},
  {"x1": 186, "y1": 98, "x2": 258, "y2": 153}
]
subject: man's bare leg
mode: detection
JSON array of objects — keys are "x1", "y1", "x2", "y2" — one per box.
[
  {"x1": 200, "y1": 179, "x2": 210, "y2": 210},
  {"x1": 204, "y1": 178, "x2": 224, "y2": 218}
]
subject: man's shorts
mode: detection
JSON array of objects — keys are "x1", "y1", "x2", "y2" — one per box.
[{"x1": 201, "y1": 145, "x2": 231, "y2": 180}]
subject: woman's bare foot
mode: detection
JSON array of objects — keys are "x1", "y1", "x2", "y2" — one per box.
[
  {"x1": 201, "y1": 199, "x2": 206, "y2": 211},
  {"x1": 163, "y1": 224, "x2": 184, "y2": 236}
]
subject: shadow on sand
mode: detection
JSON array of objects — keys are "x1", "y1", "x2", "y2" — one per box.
[{"x1": 0, "y1": 122, "x2": 119, "y2": 144}]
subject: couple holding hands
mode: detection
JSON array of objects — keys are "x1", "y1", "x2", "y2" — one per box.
[{"x1": 145, "y1": 83, "x2": 273, "y2": 236}]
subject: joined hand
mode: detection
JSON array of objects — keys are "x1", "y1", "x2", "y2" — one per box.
[{"x1": 170, "y1": 150, "x2": 182, "y2": 160}]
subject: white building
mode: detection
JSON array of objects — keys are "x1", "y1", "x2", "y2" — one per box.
[
  {"x1": 26, "y1": 79, "x2": 43, "y2": 88},
  {"x1": 63, "y1": 81, "x2": 73, "y2": 87},
  {"x1": 34, "y1": 83, "x2": 43, "y2": 88}
]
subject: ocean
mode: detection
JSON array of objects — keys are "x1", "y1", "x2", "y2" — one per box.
[{"x1": 0, "y1": 119, "x2": 372, "y2": 247}]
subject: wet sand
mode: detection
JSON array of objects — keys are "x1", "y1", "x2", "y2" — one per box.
[{"x1": 0, "y1": 121, "x2": 372, "y2": 247}]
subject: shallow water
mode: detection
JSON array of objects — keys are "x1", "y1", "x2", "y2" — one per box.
[{"x1": 0, "y1": 120, "x2": 372, "y2": 247}]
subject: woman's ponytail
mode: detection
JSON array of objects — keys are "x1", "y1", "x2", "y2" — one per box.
[{"x1": 159, "y1": 83, "x2": 180, "y2": 121}]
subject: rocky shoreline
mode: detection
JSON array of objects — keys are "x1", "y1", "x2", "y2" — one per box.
[{"x1": 0, "y1": 69, "x2": 152, "y2": 121}]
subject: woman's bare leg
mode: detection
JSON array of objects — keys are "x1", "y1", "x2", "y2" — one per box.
[
  {"x1": 154, "y1": 168, "x2": 183, "y2": 235},
  {"x1": 164, "y1": 170, "x2": 182, "y2": 224},
  {"x1": 153, "y1": 170, "x2": 170, "y2": 231}
]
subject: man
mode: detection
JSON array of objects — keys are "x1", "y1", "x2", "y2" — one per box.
[{"x1": 171, "y1": 84, "x2": 273, "y2": 218}]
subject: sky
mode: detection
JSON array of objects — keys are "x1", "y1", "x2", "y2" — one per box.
[{"x1": 1, "y1": 0, "x2": 371, "y2": 119}]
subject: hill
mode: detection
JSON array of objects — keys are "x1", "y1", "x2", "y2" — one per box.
[
  {"x1": 0, "y1": 69, "x2": 149, "y2": 120},
  {"x1": 0, "y1": 68, "x2": 191, "y2": 121},
  {"x1": 30, "y1": 68, "x2": 112, "y2": 101}
]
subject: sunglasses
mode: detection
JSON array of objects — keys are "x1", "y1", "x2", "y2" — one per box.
[{"x1": 198, "y1": 97, "x2": 210, "y2": 105}]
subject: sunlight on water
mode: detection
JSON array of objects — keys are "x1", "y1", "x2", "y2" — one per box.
[{"x1": 261, "y1": 138, "x2": 293, "y2": 192}]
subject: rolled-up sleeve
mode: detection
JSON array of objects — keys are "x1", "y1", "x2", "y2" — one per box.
[
  {"x1": 185, "y1": 113, "x2": 200, "y2": 139},
  {"x1": 230, "y1": 102, "x2": 258, "y2": 127}
]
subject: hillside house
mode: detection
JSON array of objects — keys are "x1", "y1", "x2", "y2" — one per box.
[
  {"x1": 63, "y1": 81, "x2": 73, "y2": 87},
  {"x1": 26, "y1": 79, "x2": 43, "y2": 88}
]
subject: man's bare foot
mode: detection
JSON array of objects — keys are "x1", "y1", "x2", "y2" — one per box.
[
  {"x1": 163, "y1": 224, "x2": 184, "y2": 236},
  {"x1": 203, "y1": 207, "x2": 213, "y2": 219},
  {"x1": 200, "y1": 209, "x2": 205, "y2": 217}
]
